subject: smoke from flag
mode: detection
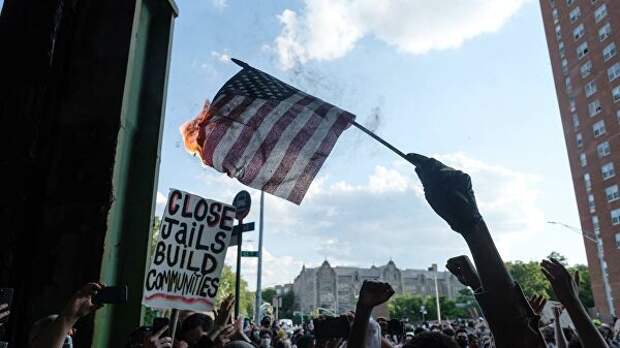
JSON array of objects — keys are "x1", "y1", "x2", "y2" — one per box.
[{"x1": 181, "y1": 59, "x2": 355, "y2": 204}]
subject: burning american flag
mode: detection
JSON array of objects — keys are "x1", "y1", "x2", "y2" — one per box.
[{"x1": 181, "y1": 59, "x2": 355, "y2": 204}]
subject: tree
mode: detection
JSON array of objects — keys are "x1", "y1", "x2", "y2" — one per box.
[
  {"x1": 568, "y1": 264, "x2": 594, "y2": 308},
  {"x1": 217, "y1": 265, "x2": 254, "y2": 317},
  {"x1": 547, "y1": 251, "x2": 568, "y2": 265},
  {"x1": 262, "y1": 288, "x2": 277, "y2": 305},
  {"x1": 388, "y1": 293, "x2": 425, "y2": 320},
  {"x1": 505, "y1": 260, "x2": 551, "y2": 298},
  {"x1": 280, "y1": 290, "x2": 296, "y2": 318}
]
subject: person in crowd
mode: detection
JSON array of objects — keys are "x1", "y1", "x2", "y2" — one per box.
[
  {"x1": 29, "y1": 282, "x2": 104, "y2": 348},
  {"x1": 454, "y1": 329, "x2": 468, "y2": 348},
  {"x1": 407, "y1": 153, "x2": 546, "y2": 347},
  {"x1": 541, "y1": 258, "x2": 609, "y2": 348},
  {"x1": 179, "y1": 313, "x2": 214, "y2": 346},
  {"x1": 404, "y1": 332, "x2": 458, "y2": 348}
]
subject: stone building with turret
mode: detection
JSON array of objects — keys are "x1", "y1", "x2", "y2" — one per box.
[{"x1": 292, "y1": 260, "x2": 466, "y2": 314}]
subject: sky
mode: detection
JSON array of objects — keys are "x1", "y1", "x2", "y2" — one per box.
[{"x1": 154, "y1": 0, "x2": 589, "y2": 291}]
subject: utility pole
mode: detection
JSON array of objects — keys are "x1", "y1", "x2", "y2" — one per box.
[
  {"x1": 547, "y1": 221, "x2": 615, "y2": 317},
  {"x1": 254, "y1": 191, "x2": 265, "y2": 323}
]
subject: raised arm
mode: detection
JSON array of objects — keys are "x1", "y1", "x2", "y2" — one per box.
[
  {"x1": 347, "y1": 281, "x2": 394, "y2": 348},
  {"x1": 541, "y1": 259, "x2": 608, "y2": 348},
  {"x1": 552, "y1": 305, "x2": 568, "y2": 348},
  {"x1": 408, "y1": 154, "x2": 544, "y2": 348}
]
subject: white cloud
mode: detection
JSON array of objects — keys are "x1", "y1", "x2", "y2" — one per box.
[
  {"x1": 274, "y1": 0, "x2": 528, "y2": 69},
  {"x1": 161, "y1": 152, "x2": 556, "y2": 288},
  {"x1": 211, "y1": 50, "x2": 232, "y2": 63},
  {"x1": 212, "y1": 0, "x2": 227, "y2": 10}
]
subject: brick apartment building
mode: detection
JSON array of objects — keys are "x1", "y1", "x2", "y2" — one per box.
[{"x1": 540, "y1": 0, "x2": 620, "y2": 318}]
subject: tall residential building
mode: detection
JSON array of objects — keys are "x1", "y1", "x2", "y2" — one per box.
[
  {"x1": 292, "y1": 260, "x2": 465, "y2": 315},
  {"x1": 540, "y1": 0, "x2": 620, "y2": 318}
]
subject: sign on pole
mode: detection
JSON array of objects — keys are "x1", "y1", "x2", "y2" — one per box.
[
  {"x1": 241, "y1": 251, "x2": 259, "y2": 257},
  {"x1": 142, "y1": 189, "x2": 236, "y2": 312}
]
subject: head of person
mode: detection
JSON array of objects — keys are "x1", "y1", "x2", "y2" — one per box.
[
  {"x1": 377, "y1": 317, "x2": 388, "y2": 334},
  {"x1": 454, "y1": 329, "x2": 468, "y2": 348},
  {"x1": 125, "y1": 326, "x2": 152, "y2": 348},
  {"x1": 430, "y1": 325, "x2": 441, "y2": 333},
  {"x1": 180, "y1": 313, "x2": 214, "y2": 345},
  {"x1": 226, "y1": 340, "x2": 256, "y2": 348},
  {"x1": 442, "y1": 328, "x2": 455, "y2": 337},
  {"x1": 29, "y1": 315, "x2": 74, "y2": 348},
  {"x1": 261, "y1": 316, "x2": 272, "y2": 328},
  {"x1": 414, "y1": 327, "x2": 426, "y2": 336},
  {"x1": 296, "y1": 334, "x2": 315, "y2": 348},
  {"x1": 404, "y1": 332, "x2": 459, "y2": 348},
  {"x1": 260, "y1": 329, "x2": 273, "y2": 348}
]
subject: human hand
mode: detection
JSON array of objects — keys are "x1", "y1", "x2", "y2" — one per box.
[
  {"x1": 173, "y1": 340, "x2": 190, "y2": 348},
  {"x1": 357, "y1": 281, "x2": 395, "y2": 309},
  {"x1": 144, "y1": 326, "x2": 173, "y2": 348},
  {"x1": 528, "y1": 294, "x2": 547, "y2": 316},
  {"x1": 407, "y1": 154, "x2": 482, "y2": 233},
  {"x1": 446, "y1": 255, "x2": 482, "y2": 290},
  {"x1": 541, "y1": 259, "x2": 580, "y2": 305},
  {"x1": 61, "y1": 282, "x2": 103, "y2": 324},
  {"x1": 214, "y1": 295, "x2": 235, "y2": 329}
]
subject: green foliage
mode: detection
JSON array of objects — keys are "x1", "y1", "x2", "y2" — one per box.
[
  {"x1": 388, "y1": 294, "x2": 468, "y2": 321},
  {"x1": 505, "y1": 260, "x2": 551, "y2": 298},
  {"x1": 262, "y1": 288, "x2": 277, "y2": 304},
  {"x1": 505, "y1": 252, "x2": 594, "y2": 309},
  {"x1": 217, "y1": 265, "x2": 254, "y2": 317},
  {"x1": 280, "y1": 290, "x2": 296, "y2": 318}
]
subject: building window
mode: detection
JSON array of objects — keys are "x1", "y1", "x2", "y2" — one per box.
[
  {"x1": 577, "y1": 133, "x2": 583, "y2": 148},
  {"x1": 608, "y1": 63, "x2": 620, "y2": 82},
  {"x1": 553, "y1": 8, "x2": 559, "y2": 24},
  {"x1": 562, "y1": 58, "x2": 569, "y2": 75},
  {"x1": 566, "y1": 0, "x2": 573, "y2": 5},
  {"x1": 599, "y1": 23, "x2": 612, "y2": 42},
  {"x1": 556, "y1": 25, "x2": 562, "y2": 40},
  {"x1": 593, "y1": 216, "x2": 600, "y2": 235},
  {"x1": 559, "y1": 41, "x2": 566, "y2": 58},
  {"x1": 570, "y1": 6, "x2": 581, "y2": 23},
  {"x1": 616, "y1": 233, "x2": 620, "y2": 249},
  {"x1": 603, "y1": 43, "x2": 616, "y2": 62},
  {"x1": 595, "y1": 4, "x2": 608, "y2": 23},
  {"x1": 580, "y1": 153, "x2": 587, "y2": 167},
  {"x1": 566, "y1": 77, "x2": 573, "y2": 93},
  {"x1": 613, "y1": 86, "x2": 620, "y2": 102},
  {"x1": 585, "y1": 173, "x2": 592, "y2": 191},
  {"x1": 577, "y1": 42, "x2": 589, "y2": 59},
  {"x1": 602, "y1": 162, "x2": 615, "y2": 180},
  {"x1": 611, "y1": 208, "x2": 620, "y2": 225},
  {"x1": 606, "y1": 185, "x2": 620, "y2": 202},
  {"x1": 593, "y1": 120, "x2": 606, "y2": 137},
  {"x1": 598, "y1": 141, "x2": 611, "y2": 158},
  {"x1": 574, "y1": 24, "x2": 585, "y2": 41},
  {"x1": 589, "y1": 193, "x2": 596, "y2": 213},
  {"x1": 581, "y1": 61, "x2": 592, "y2": 78},
  {"x1": 572, "y1": 113, "x2": 580, "y2": 128},
  {"x1": 585, "y1": 80, "x2": 597, "y2": 97},
  {"x1": 588, "y1": 99, "x2": 602, "y2": 116}
]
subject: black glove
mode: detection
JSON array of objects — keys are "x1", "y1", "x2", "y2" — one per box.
[{"x1": 407, "y1": 153, "x2": 482, "y2": 233}]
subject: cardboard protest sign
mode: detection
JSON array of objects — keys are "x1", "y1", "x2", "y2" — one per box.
[{"x1": 143, "y1": 189, "x2": 236, "y2": 311}]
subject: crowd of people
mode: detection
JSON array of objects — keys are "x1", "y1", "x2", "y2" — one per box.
[{"x1": 9, "y1": 155, "x2": 620, "y2": 347}]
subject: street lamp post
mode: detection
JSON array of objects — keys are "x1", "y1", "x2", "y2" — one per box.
[{"x1": 547, "y1": 221, "x2": 615, "y2": 317}]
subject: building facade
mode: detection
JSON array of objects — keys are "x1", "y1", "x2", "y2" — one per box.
[
  {"x1": 540, "y1": 0, "x2": 620, "y2": 318},
  {"x1": 292, "y1": 260, "x2": 465, "y2": 314}
]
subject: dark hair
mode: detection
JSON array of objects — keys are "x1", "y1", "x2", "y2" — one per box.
[
  {"x1": 225, "y1": 340, "x2": 256, "y2": 348},
  {"x1": 181, "y1": 313, "x2": 213, "y2": 334},
  {"x1": 404, "y1": 332, "x2": 459, "y2": 348},
  {"x1": 413, "y1": 327, "x2": 426, "y2": 335},
  {"x1": 442, "y1": 328, "x2": 455, "y2": 337},
  {"x1": 296, "y1": 335, "x2": 315, "y2": 348}
]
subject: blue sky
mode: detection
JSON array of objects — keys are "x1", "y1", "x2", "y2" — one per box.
[{"x1": 155, "y1": 0, "x2": 588, "y2": 289}]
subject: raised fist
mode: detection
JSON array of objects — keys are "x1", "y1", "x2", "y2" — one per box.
[
  {"x1": 407, "y1": 154, "x2": 482, "y2": 233},
  {"x1": 357, "y1": 281, "x2": 395, "y2": 308}
]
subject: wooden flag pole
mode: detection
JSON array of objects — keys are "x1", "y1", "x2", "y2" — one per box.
[{"x1": 350, "y1": 120, "x2": 421, "y2": 165}]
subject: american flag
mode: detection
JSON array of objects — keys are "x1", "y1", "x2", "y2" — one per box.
[{"x1": 181, "y1": 59, "x2": 355, "y2": 204}]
